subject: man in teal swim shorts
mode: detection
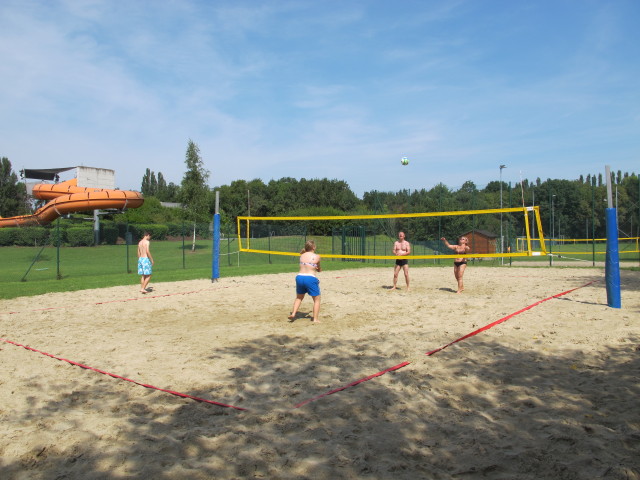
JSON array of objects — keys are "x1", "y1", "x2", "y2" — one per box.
[{"x1": 137, "y1": 231, "x2": 154, "y2": 293}]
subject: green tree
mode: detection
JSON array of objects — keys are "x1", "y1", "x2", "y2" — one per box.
[
  {"x1": 141, "y1": 168, "x2": 152, "y2": 196},
  {"x1": 218, "y1": 179, "x2": 250, "y2": 221},
  {"x1": 150, "y1": 171, "x2": 158, "y2": 196},
  {"x1": 145, "y1": 171, "x2": 180, "y2": 203},
  {"x1": 179, "y1": 140, "x2": 210, "y2": 250},
  {"x1": 247, "y1": 178, "x2": 269, "y2": 217},
  {"x1": 0, "y1": 157, "x2": 28, "y2": 217},
  {"x1": 267, "y1": 177, "x2": 299, "y2": 216},
  {"x1": 116, "y1": 196, "x2": 184, "y2": 224},
  {"x1": 163, "y1": 182, "x2": 181, "y2": 203},
  {"x1": 156, "y1": 172, "x2": 167, "y2": 200}
]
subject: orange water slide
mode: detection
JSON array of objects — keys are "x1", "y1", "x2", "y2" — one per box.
[{"x1": 0, "y1": 179, "x2": 144, "y2": 228}]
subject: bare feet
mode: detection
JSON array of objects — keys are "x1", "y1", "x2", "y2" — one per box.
[
  {"x1": 288, "y1": 313, "x2": 296, "y2": 321},
  {"x1": 140, "y1": 290, "x2": 147, "y2": 294},
  {"x1": 311, "y1": 319, "x2": 321, "y2": 323},
  {"x1": 456, "y1": 289, "x2": 464, "y2": 294}
]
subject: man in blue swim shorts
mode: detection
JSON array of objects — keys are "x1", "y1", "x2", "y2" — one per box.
[{"x1": 137, "y1": 231, "x2": 154, "y2": 294}]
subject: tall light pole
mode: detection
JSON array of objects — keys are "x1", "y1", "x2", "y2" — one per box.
[
  {"x1": 530, "y1": 185, "x2": 536, "y2": 251},
  {"x1": 500, "y1": 165, "x2": 506, "y2": 264},
  {"x1": 552, "y1": 194, "x2": 556, "y2": 239}
]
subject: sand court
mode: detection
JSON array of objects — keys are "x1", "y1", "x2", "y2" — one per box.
[{"x1": 1, "y1": 266, "x2": 639, "y2": 479}]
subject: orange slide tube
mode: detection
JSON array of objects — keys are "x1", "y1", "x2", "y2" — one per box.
[{"x1": 0, "y1": 179, "x2": 144, "y2": 228}]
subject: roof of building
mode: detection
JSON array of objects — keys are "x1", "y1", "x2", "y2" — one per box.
[{"x1": 461, "y1": 229, "x2": 498, "y2": 238}]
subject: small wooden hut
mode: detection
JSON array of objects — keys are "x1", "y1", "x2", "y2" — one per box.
[{"x1": 460, "y1": 229, "x2": 497, "y2": 254}]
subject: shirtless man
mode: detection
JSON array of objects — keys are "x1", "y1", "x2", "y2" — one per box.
[
  {"x1": 441, "y1": 236, "x2": 470, "y2": 293},
  {"x1": 288, "y1": 240, "x2": 322, "y2": 323},
  {"x1": 137, "y1": 232, "x2": 154, "y2": 294},
  {"x1": 392, "y1": 231, "x2": 410, "y2": 290}
]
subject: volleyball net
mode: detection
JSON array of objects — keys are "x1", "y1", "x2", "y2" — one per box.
[
  {"x1": 516, "y1": 236, "x2": 640, "y2": 256},
  {"x1": 237, "y1": 206, "x2": 547, "y2": 261}
]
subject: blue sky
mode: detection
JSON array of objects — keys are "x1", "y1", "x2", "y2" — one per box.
[{"x1": 1, "y1": 0, "x2": 638, "y2": 197}]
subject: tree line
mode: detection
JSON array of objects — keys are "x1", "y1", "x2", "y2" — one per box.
[
  {"x1": 139, "y1": 142, "x2": 640, "y2": 241},
  {"x1": 2, "y1": 140, "x2": 639, "y2": 242}
]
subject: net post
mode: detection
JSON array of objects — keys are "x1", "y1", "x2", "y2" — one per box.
[
  {"x1": 605, "y1": 166, "x2": 621, "y2": 308},
  {"x1": 212, "y1": 191, "x2": 220, "y2": 283}
]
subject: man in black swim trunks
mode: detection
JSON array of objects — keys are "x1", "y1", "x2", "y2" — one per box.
[{"x1": 392, "y1": 231, "x2": 411, "y2": 290}]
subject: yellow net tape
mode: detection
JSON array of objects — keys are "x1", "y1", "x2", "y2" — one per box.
[
  {"x1": 237, "y1": 206, "x2": 548, "y2": 260},
  {"x1": 517, "y1": 236, "x2": 640, "y2": 255}
]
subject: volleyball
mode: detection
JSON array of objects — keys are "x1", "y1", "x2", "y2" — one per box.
[{"x1": 401, "y1": 156, "x2": 409, "y2": 166}]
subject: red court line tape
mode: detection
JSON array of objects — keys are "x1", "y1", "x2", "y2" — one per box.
[
  {"x1": 294, "y1": 361, "x2": 411, "y2": 409},
  {"x1": 0, "y1": 338, "x2": 247, "y2": 411},
  {"x1": 294, "y1": 279, "x2": 597, "y2": 409},
  {"x1": 425, "y1": 280, "x2": 596, "y2": 356},
  {"x1": 2, "y1": 278, "x2": 599, "y2": 412}
]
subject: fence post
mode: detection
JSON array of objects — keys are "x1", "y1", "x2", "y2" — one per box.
[
  {"x1": 126, "y1": 222, "x2": 132, "y2": 273},
  {"x1": 56, "y1": 217, "x2": 62, "y2": 279}
]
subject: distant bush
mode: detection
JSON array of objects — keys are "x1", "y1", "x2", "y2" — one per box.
[
  {"x1": 0, "y1": 228, "x2": 16, "y2": 246},
  {"x1": 127, "y1": 224, "x2": 169, "y2": 242},
  {"x1": 1, "y1": 227, "x2": 52, "y2": 246},
  {"x1": 166, "y1": 223, "x2": 186, "y2": 237},
  {"x1": 66, "y1": 227, "x2": 95, "y2": 247},
  {"x1": 101, "y1": 225, "x2": 119, "y2": 245},
  {"x1": 165, "y1": 221, "x2": 212, "y2": 239}
]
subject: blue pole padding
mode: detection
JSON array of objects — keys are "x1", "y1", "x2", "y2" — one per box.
[
  {"x1": 605, "y1": 208, "x2": 621, "y2": 308},
  {"x1": 212, "y1": 213, "x2": 220, "y2": 281}
]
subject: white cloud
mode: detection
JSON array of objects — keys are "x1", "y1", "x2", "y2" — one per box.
[{"x1": 0, "y1": 0, "x2": 637, "y2": 198}]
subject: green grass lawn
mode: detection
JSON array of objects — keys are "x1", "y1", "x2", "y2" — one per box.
[
  {"x1": 0, "y1": 239, "x2": 392, "y2": 299},
  {"x1": 1, "y1": 238, "x2": 637, "y2": 300}
]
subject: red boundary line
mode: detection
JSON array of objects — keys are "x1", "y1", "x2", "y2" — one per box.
[
  {"x1": 0, "y1": 338, "x2": 247, "y2": 411},
  {"x1": 425, "y1": 280, "x2": 597, "y2": 356},
  {"x1": 1, "y1": 277, "x2": 598, "y2": 412},
  {"x1": 293, "y1": 280, "x2": 596, "y2": 408},
  {"x1": 294, "y1": 361, "x2": 411, "y2": 408}
]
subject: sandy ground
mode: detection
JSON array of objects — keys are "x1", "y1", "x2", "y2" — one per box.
[{"x1": 1, "y1": 266, "x2": 639, "y2": 480}]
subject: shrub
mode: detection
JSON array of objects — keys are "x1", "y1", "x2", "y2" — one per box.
[
  {"x1": 0, "y1": 228, "x2": 16, "y2": 246},
  {"x1": 128, "y1": 224, "x2": 169, "y2": 241},
  {"x1": 66, "y1": 227, "x2": 95, "y2": 247},
  {"x1": 166, "y1": 223, "x2": 186, "y2": 237},
  {"x1": 101, "y1": 225, "x2": 119, "y2": 245},
  {"x1": 12, "y1": 227, "x2": 51, "y2": 246}
]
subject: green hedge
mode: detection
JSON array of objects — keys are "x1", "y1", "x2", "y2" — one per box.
[
  {"x1": 0, "y1": 227, "x2": 53, "y2": 246},
  {"x1": 0, "y1": 221, "x2": 209, "y2": 246},
  {"x1": 166, "y1": 223, "x2": 186, "y2": 237},
  {"x1": 66, "y1": 227, "x2": 95, "y2": 247},
  {"x1": 101, "y1": 225, "x2": 119, "y2": 245},
  {"x1": 126, "y1": 224, "x2": 169, "y2": 242},
  {"x1": 0, "y1": 228, "x2": 16, "y2": 246},
  {"x1": 180, "y1": 222, "x2": 212, "y2": 239}
]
